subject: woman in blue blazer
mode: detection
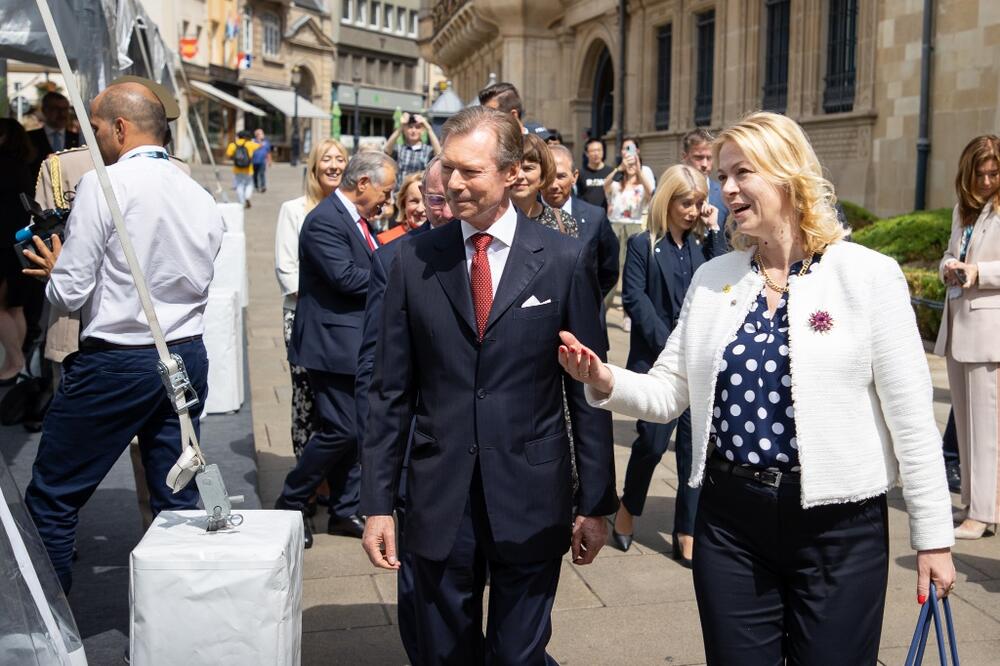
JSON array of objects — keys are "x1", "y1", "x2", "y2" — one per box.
[{"x1": 613, "y1": 165, "x2": 723, "y2": 564}]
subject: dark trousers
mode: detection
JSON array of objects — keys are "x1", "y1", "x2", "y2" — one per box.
[
  {"x1": 621, "y1": 409, "x2": 699, "y2": 535},
  {"x1": 943, "y1": 407, "x2": 959, "y2": 467},
  {"x1": 252, "y1": 162, "x2": 267, "y2": 191},
  {"x1": 693, "y1": 462, "x2": 889, "y2": 665},
  {"x1": 24, "y1": 340, "x2": 207, "y2": 592},
  {"x1": 279, "y1": 370, "x2": 360, "y2": 518},
  {"x1": 408, "y1": 465, "x2": 561, "y2": 665}
]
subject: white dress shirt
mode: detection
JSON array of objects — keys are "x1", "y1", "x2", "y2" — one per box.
[
  {"x1": 273, "y1": 195, "x2": 308, "y2": 310},
  {"x1": 47, "y1": 145, "x2": 225, "y2": 345},
  {"x1": 335, "y1": 188, "x2": 379, "y2": 250},
  {"x1": 460, "y1": 201, "x2": 518, "y2": 297},
  {"x1": 560, "y1": 198, "x2": 573, "y2": 217}
]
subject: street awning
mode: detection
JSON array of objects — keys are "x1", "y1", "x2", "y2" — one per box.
[
  {"x1": 247, "y1": 85, "x2": 328, "y2": 119},
  {"x1": 189, "y1": 80, "x2": 266, "y2": 116}
]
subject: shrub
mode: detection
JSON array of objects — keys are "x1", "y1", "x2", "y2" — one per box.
[
  {"x1": 853, "y1": 208, "x2": 951, "y2": 265},
  {"x1": 902, "y1": 267, "x2": 945, "y2": 341},
  {"x1": 839, "y1": 200, "x2": 878, "y2": 231}
]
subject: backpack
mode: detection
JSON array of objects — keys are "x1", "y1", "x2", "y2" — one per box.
[{"x1": 233, "y1": 142, "x2": 252, "y2": 168}]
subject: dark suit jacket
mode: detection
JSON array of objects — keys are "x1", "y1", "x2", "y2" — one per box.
[
  {"x1": 27, "y1": 128, "x2": 80, "y2": 187},
  {"x1": 361, "y1": 212, "x2": 618, "y2": 563},
  {"x1": 569, "y1": 196, "x2": 620, "y2": 297},
  {"x1": 288, "y1": 191, "x2": 375, "y2": 375},
  {"x1": 355, "y1": 222, "x2": 431, "y2": 443},
  {"x1": 703, "y1": 178, "x2": 730, "y2": 258},
  {"x1": 622, "y1": 231, "x2": 709, "y2": 373}
]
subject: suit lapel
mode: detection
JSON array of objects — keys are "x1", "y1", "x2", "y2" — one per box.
[
  {"x1": 653, "y1": 235, "x2": 679, "y2": 306},
  {"x1": 433, "y1": 221, "x2": 478, "y2": 337},
  {"x1": 485, "y1": 214, "x2": 545, "y2": 333},
  {"x1": 330, "y1": 193, "x2": 373, "y2": 257}
]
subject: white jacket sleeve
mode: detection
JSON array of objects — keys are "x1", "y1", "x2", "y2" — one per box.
[
  {"x1": 585, "y1": 274, "x2": 693, "y2": 423},
  {"x1": 870, "y1": 259, "x2": 954, "y2": 551},
  {"x1": 274, "y1": 199, "x2": 304, "y2": 298}
]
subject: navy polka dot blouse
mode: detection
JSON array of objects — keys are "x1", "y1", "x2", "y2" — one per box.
[{"x1": 710, "y1": 255, "x2": 820, "y2": 472}]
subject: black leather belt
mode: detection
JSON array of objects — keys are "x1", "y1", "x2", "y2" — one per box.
[
  {"x1": 79, "y1": 334, "x2": 202, "y2": 352},
  {"x1": 708, "y1": 455, "x2": 800, "y2": 488}
]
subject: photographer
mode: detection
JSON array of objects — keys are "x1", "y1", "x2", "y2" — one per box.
[
  {"x1": 20, "y1": 81, "x2": 224, "y2": 592},
  {"x1": 382, "y1": 112, "x2": 440, "y2": 183}
]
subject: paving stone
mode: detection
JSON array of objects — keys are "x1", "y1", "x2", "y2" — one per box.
[
  {"x1": 574, "y1": 549, "x2": 697, "y2": 607},
  {"x1": 302, "y1": 575, "x2": 390, "y2": 632},
  {"x1": 301, "y1": 625, "x2": 409, "y2": 665},
  {"x1": 303, "y1": 534, "x2": 383, "y2": 580}
]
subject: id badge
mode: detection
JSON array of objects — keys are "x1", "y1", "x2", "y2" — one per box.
[{"x1": 947, "y1": 286, "x2": 963, "y2": 300}]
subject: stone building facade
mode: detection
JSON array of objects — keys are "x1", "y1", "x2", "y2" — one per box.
[{"x1": 422, "y1": 0, "x2": 1000, "y2": 216}]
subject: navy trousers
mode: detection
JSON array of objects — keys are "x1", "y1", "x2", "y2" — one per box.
[
  {"x1": 693, "y1": 461, "x2": 889, "y2": 665},
  {"x1": 942, "y1": 407, "x2": 959, "y2": 467},
  {"x1": 278, "y1": 370, "x2": 360, "y2": 518},
  {"x1": 408, "y1": 464, "x2": 561, "y2": 665},
  {"x1": 621, "y1": 409, "x2": 699, "y2": 535},
  {"x1": 24, "y1": 340, "x2": 208, "y2": 592}
]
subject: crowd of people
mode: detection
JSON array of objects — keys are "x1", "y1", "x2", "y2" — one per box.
[{"x1": 0, "y1": 73, "x2": 996, "y2": 665}]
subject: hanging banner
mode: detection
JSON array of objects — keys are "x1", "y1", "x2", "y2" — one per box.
[{"x1": 179, "y1": 37, "x2": 197, "y2": 59}]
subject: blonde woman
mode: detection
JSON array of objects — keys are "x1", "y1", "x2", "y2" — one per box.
[
  {"x1": 376, "y1": 171, "x2": 426, "y2": 245},
  {"x1": 559, "y1": 112, "x2": 955, "y2": 664},
  {"x1": 274, "y1": 138, "x2": 348, "y2": 457},
  {"x1": 612, "y1": 165, "x2": 718, "y2": 567},
  {"x1": 935, "y1": 134, "x2": 1000, "y2": 539}
]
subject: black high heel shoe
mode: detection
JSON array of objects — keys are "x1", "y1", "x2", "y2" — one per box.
[
  {"x1": 612, "y1": 529, "x2": 633, "y2": 552},
  {"x1": 672, "y1": 533, "x2": 693, "y2": 569}
]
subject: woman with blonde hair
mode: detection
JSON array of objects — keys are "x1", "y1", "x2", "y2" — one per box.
[
  {"x1": 376, "y1": 171, "x2": 426, "y2": 245},
  {"x1": 612, "y1": 165, "x2": 719, "y2": 566},
  {"x1": 274, "y1": 138, "x2": 349, "y2": 457},
  {"x1": 935, "y1": 134, "x2": 1000, "y2": 539},
  {"x1": 559, "y1": 111, "x2": 955, "y2": 664}
]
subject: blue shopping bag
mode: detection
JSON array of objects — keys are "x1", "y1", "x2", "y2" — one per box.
[{"x1": 904, "y1": 582, "x2": 960, "y2": 665}]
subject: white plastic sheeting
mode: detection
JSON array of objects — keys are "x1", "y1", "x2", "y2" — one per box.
[
  {"x1": 203, "y1": 288, "x2": 244, "y2": 414},
  {"x1": 129, "y1": 510, "x2": 303, "y2": 666}
]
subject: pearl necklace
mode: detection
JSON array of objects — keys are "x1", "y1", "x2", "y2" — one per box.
[{"x1": 754, "y1": 249, "x2": 814, "y2": 294}]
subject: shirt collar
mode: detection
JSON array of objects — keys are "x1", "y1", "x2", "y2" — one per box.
[
  {"x1": 560, "y1": 198, "x2": 572, "y2": 215},
  {"x1": 117, "y1": 145, "x2": 168, "y2": 163},
  {"x1": 335, "y1": 188, "x2": 362, "y2": 223},
  {"x1": 460, "y1": 200, "x2": 518, "y2": 248}
]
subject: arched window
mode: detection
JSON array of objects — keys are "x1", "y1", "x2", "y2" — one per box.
[{"x1": 262, "y1": 12, "x2": 280, "y2": 56}]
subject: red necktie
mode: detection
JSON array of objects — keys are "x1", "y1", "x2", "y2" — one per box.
[
  {"x1": 470, "y1": 232, "x2": 493, "y2": 340},
  {"x1": 358, "y1": 218, "x2": 376, "y2": 251}
]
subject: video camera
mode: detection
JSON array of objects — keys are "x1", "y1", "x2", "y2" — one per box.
[{"x1": 14, "y1": 194, "x2": 69, "y2": 270}]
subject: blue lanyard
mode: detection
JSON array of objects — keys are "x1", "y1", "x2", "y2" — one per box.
[
  {"x1": 959, "y1": 225, "x2": 974, "y2": 262},
  {"x1": 126, "y1": 150, "x2": 169, "y2": 161}
]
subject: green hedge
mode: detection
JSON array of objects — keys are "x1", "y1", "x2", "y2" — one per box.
[
  {"x1": 853, "y1": 208, "x2": 952, "y2": 341},
  {"x1": 840, "y1": 200, "x2": 878, "y2": 231},
  {"x1": 853, "y1": 208, "x2": 951, "y2": 265}
]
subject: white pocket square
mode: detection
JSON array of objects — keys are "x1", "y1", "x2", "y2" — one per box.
[{"x1": 520, "y1": 295, "x2": 551, "y2": 308}]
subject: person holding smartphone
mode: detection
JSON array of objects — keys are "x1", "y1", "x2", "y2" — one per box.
[
  {"x1": 935, "y1": 134, "x2": 1000, "y2": 540},
  {"x1": 382, "y1": 112, "x2": 441, "y2": 184},
  {"x1": 603, "y1": 138, "x2": 654, "y2": 223}
]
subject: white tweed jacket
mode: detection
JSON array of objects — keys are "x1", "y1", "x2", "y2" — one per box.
[{"x1": 588, "y1": 241, "x2": 954, "y2": 551}]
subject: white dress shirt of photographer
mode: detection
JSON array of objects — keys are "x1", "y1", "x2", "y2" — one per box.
[{"x1": 45, "y1": 144, "x2": 223, "y2": 343}]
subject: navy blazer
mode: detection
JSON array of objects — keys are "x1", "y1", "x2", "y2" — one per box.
[
  {"x1": 570, "y1": 196, "x2": 620, "y2": 297},
  {"x1": 703, "y1": 178, "x2": 730, "y2": 258},
  {"x1": 622, "y1": 231, "x2": 710, "y2": 373},
  {"x1": 361, "y1": 212, "x2": 618, "y2": 563},
  {"x1": 355, "y1": 222, "x2": 431, "y2": 443},
  {"x1": 288, "y1": 191, "x2": 375, "y2": 375}
]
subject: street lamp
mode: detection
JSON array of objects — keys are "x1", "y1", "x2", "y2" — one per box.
[
  {"x1": 291, "y1": 65, "x2": 302, "y2": 166},
  {"x1": 352, "y1": 69, "x2": 361, "y2": 156}
]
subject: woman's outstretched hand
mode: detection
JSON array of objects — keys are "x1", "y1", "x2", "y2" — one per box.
[{"x1": 558, "y1": 331, "x2": 614, "y2": 395}]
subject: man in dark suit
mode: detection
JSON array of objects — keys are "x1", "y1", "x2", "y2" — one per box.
[
  {"x1": 28, "y1": 92, "x2": 81, "y2": 186},
  {"x1": 543, "y1": 144, "x2": 620, "y2": 298},
  {"x1": 681, "y1": 129, "x2": 729, "y2": 257},
  {"x1": 355, "y1": 157, "x2": 452, "y2": 664},
  {"x1": 361, "y1": 107, "x2": 617, "y2": 664},
  {"x1": 275, "y1": 151, "x2": 397, "y2": 548}
]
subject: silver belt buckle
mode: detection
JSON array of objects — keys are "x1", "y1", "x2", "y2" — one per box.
[{"x1": 753, "y1": 469, "x2": 782, "y2": 488}]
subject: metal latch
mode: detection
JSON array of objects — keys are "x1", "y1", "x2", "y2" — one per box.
[{"x1": 157, "y1": 353, "x2": 200, "y2": 413}]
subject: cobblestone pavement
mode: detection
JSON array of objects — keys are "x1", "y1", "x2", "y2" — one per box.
[{"x1": 210, "y1": 163, "x2": 1000, "y2": 666}]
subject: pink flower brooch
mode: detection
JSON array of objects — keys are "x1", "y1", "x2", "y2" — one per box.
[{"x1": 808, "y1": 310, "x2": 834, "y2": 333}]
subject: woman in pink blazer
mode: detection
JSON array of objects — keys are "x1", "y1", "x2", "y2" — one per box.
[{"x1": 935, "y1": 134, "x2": 1000, "y2": 539}]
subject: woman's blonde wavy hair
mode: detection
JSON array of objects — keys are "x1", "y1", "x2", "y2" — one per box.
[
  {"x1": 305, "y1": 138, "x2": 349, "y2": 212},
  {"x1": 647, "y1": 165, "x2": 709, "y2": 247},
  {"x1": 713, "y1": 111, "x2": 845, "y2": 255}
]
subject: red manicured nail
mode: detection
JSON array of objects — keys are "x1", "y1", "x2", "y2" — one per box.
[{"x1": 917, "y1": 594, "x2": 927, "y2": 605}]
